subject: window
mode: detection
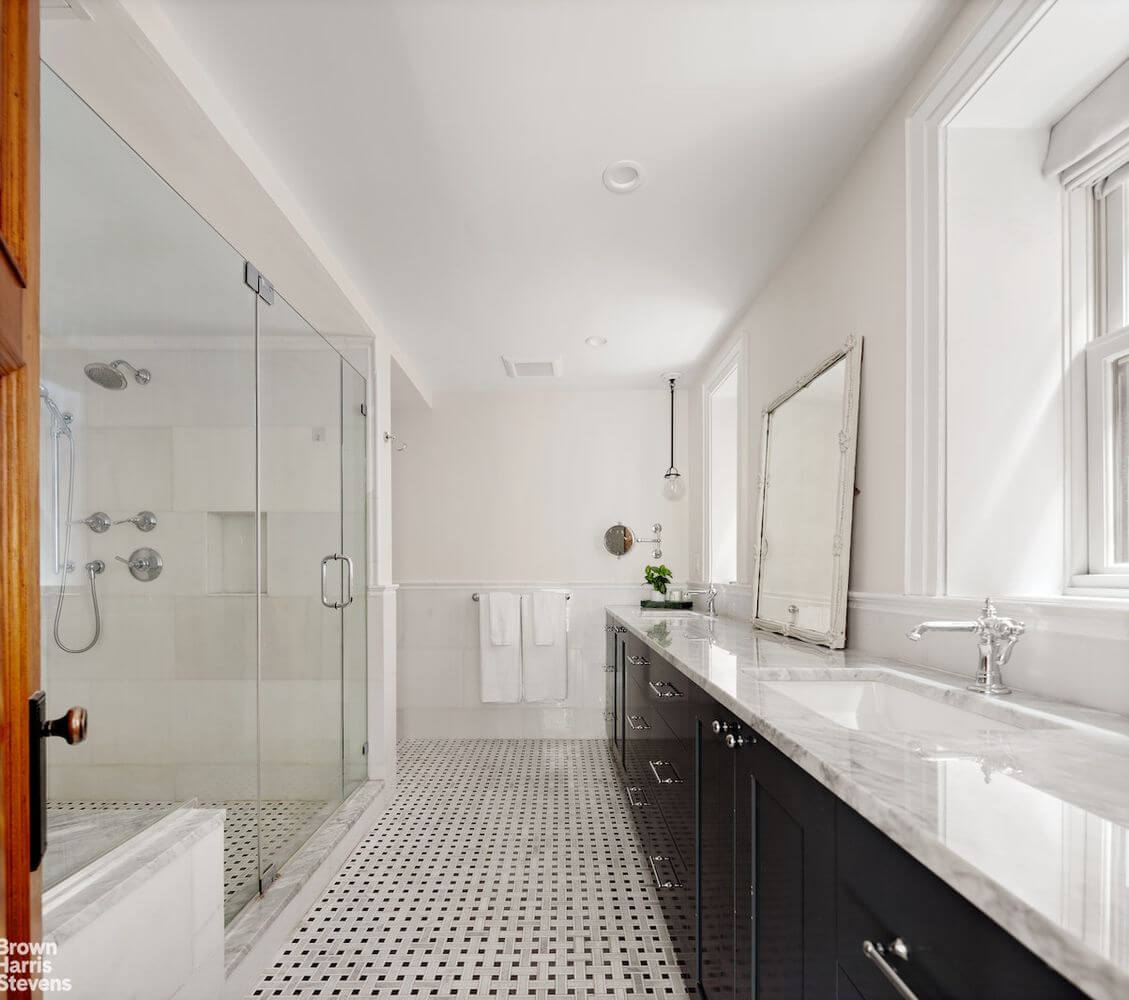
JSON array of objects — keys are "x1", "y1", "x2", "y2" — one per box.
[
  {"x1": 1086, "y1": 165, "x2": 1129, "y2": 579},
  {"x1": 706, "y1": 361, "x2": 739, "y2": 584}
]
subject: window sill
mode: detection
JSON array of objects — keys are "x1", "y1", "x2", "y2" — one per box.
[{"x1": 1066, "y1": 574, "x2": 1129, "y2": 599}]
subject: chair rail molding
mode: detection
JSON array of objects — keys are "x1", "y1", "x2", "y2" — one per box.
[{"x1": 903, "y1": 0, "x2": 1054, "y2": 596}]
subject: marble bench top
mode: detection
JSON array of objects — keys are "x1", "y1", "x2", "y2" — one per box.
[{"x1": 607, "y1": 606, "x2": 1129, "y2": 1000}]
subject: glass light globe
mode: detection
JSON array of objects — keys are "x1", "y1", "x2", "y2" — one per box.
[{"x1": 663, "y1": 469, "x2": 686, "y2": 501}]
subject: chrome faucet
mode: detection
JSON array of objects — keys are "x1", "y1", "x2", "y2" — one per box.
[
  {"x1": 906, "y1": 597, "x2": 1025, "y2": 696},
  {"x1": 685, "y1": 585, "x2": 719, "y2": 617}
]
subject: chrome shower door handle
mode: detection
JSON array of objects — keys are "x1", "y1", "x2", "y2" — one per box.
[
  {"x1": 342, "y1": 555, "x2": 355, "y2": 608},
  {"x1": 321, "y1": 554, "x2": 353, "y2": 609},
  {"x1": 321, "y1": 555, "x2": 341, "y2": 609}
]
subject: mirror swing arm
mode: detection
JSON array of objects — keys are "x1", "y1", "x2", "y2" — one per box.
[{"x1": 750, "y1": 335, "x2": 863, "y2": 649}]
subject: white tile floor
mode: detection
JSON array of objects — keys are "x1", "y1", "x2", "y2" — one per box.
[{"x1": 248, "y1": 740, "x2": 695, "y2": 999}]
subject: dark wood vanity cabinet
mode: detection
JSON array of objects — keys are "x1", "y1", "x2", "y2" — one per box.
[
  {"x1": 697, "y1": 710, "x2": 836, "y2": 1000},
  {"x1": 836, "y1": 803, "x2": 1085, "y2": 1000},
  {"x1": 610, "y1": 621, "x2": 1089, "y2": 1000},
  {"x1": 604, "y1": 620, "x2": 626, "y2": 762}
]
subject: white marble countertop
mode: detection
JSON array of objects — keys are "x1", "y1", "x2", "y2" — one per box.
[{"x1": 608, "y1": 606, "x2": 1129, "y2": 1000}]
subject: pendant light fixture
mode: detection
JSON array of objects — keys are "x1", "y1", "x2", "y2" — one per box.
[{"x1": 663, "y1": 375, "x2": 686, "y2": 501}]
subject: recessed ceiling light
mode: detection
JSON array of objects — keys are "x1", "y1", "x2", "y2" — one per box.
[
  {"x1": 585, "y1": 336, "x2": 607, "y2": 347},
  {"x1": 602, "y1": 160, "x2": 643, "y2": 194}
]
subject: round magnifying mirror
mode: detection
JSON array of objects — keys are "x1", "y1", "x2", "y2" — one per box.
[{"x1": 604, "y1": 523, "x2": 634, "y2": 557}]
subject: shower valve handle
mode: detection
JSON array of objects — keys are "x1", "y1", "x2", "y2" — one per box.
[
  {"x1": 116, "y1": 547, "x2": 163, "y2": 582},
  {"x1": 114, "y1": 510, "x2": 158, "y2": 532}
]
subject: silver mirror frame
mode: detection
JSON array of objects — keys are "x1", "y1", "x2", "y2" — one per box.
[{"x1": 750, "y1": 335, "x2": 863, "y2": 649}]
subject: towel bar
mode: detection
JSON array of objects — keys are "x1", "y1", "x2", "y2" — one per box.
[{"x1": 472, "y1": 592, "x2": 571, "y2": 601}]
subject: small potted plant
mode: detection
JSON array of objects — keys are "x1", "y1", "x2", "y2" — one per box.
[{"x1": 644, "y1": 564, "x2": 673, "y2": 603}]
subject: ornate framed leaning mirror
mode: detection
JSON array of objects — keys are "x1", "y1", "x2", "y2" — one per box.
[{"x1": 751, "y1": 336, "x2": 863, "y2": 649}]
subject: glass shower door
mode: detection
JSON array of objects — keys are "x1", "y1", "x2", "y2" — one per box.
[
  {"x1": 341, "y1": 362, "x2": 368, "y2": 795},
  {"x1": 257, "y1": 293, "x2": 344, "y2": 882}
]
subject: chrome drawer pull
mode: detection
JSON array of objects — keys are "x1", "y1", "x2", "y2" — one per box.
[
  {"x1": 628, "y1": 714, "x2": 651, "y2": 731},
  {"x1": 627, "y1": 786, "x2": 649, "y2": 808},
  {"x1": 648, "y1": 679, "x2": 683, "y2": 698},
  {"x1": 627, "y1": 654, "x2": 649, "y2": 666},
  {"x1": 648, "y1": 854, "x2": 683, "y2": 889},
  {"x1": 862, "y1": 939, "x2": 917, "y2": 1000},
  {"x1": 648, "y1": 759, "x2": 683, "y2": 785}
]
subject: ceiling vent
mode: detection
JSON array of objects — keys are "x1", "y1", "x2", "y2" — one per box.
[
  {"x1": 501, "y1": 356, "x2": 561, "y2": 378},
  {"x1": 42, "y1": 0, "x2": 92, "y2": 19}
]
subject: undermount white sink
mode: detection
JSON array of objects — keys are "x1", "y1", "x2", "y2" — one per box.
[{"x1": 762, "y1": 680, "x2": 1031, "y2": 736}]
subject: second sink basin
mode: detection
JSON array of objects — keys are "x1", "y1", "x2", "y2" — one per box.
[{"x1": 762, "y1": 680, "x2": 1029, "y2": 736}]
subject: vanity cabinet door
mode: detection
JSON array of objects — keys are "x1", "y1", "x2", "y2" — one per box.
[
  {"x1": 604, "y1": 618, "x2": 617, "y2": 747},
  {"x1": 697, "y1": 712, "x2": 739, "y2": 999},
  {"x1": 735, "y1": 735, "x2": 837, "y2": 1000},
  {"x1": 837, "y1": 803, "x2": 1085, "y2": 1000}
]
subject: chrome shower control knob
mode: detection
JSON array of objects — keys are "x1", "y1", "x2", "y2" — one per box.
[
  {"x1": 116, "y1": 547, "x2": 163, "y2": 582},
  {"x1": 115, "y1": 510, "x2": 158, "y2": 532}
]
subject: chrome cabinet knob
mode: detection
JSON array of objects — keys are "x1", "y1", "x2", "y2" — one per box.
[
  {"x1": 725, "y1": 732, "x2": 748, "y2": 749},
  {"x1": 712, "y1": 720, "x2": 732, "y2": 735}
]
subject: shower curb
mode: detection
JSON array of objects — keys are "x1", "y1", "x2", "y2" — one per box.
[{"x1": 222, "y1": 779, "x2": 389, "y2": 1000}]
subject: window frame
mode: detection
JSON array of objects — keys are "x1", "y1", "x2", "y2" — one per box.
[
  {"x1": 1066, "y1": 155, "x2": 1129, "y2": 595},
  {"x1": 701, "y1": 339, "x2": 744, "y2": 586}
]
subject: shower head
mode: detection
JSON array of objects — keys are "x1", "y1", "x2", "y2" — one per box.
[{"x1": 84, "y1": 360, "x2": 151, "y2": 390}]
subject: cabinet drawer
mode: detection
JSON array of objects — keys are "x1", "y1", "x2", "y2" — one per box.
[
  {"x1": 632, "y1": 800, "x2": 696, "y2": 985},
  {"x1": 624, "y1": 641, "x2": 698, "y2": 750},
  {"x1": 837, "y1": 803, "x2": 1084, "y2": 999},
  {"x1": 641, "y1": 711, "x2": 694, "y2": 865}
]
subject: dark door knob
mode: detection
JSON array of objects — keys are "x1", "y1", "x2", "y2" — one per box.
[{"x1": 44, "y1": 706, "x2": 87, "y2": 745}]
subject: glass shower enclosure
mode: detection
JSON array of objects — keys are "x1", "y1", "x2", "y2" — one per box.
[{"x1": 39, "y1": 65, "x2": 368, "y2": 922}]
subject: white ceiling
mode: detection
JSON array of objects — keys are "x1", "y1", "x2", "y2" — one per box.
[
  {"x1": 153, "y1": 0, "x2": 956, "y2": 391},
  {"x1": 955, "y1": 0, "x2": 1129, "y2": 129}
]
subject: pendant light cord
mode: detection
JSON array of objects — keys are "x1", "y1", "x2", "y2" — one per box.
[{"x1": 669, "y1": 378, "x2": 675, "y2": 469}]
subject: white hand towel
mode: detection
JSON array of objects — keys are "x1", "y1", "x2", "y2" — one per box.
[
  {"x1": 531, "y1": 590, "x2": 565, "y2": 647},
  {"x1": 487, "y1": 592, "x2": 518, "y2": 646},
  {"x1": 521, "y1": 594, "x2": 567, "y2": 702},
  {"x1": 480, "y1": 596, "x2": 521, "y2": 703}
]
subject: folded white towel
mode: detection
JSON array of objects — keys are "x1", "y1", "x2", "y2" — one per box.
[
  {"x1": 480, "y1": 596, "x2": 521, "y2": 703},
  {"x1": 531, "y1": 590, "x2": 565, "y2": 647},
  {"x1": 487, "y1": 592, "x2": 518, "y2": 646},
  {"x1": 521, "y1": 594, "x2": 567, "y2": 702}
]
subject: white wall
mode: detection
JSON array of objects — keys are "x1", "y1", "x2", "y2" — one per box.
[
  {"x1": 946, "y1": 127, "x2": 1064, "y2": 597},
  {"x1": 685, "y1": 1, "x2": 1129, "y2": 715},
  {"x1": 393, "y1": 389, "x2": 691, "y2": 736}
]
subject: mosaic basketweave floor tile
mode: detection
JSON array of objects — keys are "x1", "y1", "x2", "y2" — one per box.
[{"x1": 248, "y1": 740, "x2": 695, "y2": 999}]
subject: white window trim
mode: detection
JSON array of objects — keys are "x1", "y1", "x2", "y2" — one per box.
[
  {"x1": 904, "y1": 0, "x2": 1054, "y2": 598},
  {"x1": 907, "y1": 0, "x2": 1129, "y2": 602},
  {"x1": 1083, "y1": 327, "x2": 1129, "y2": 579},
  {"x1": 700, "y1": 336, "x2": 745, "y2": 586},
  {"x1": 1063, "y1": 139, "x2": 1129, "y2": 594}
]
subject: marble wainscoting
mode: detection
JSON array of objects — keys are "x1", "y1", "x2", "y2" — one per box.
[{"x1": 397, "y1": 584, "x2": 646, "y2": 739}]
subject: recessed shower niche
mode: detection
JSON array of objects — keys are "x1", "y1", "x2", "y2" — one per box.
[
  {"x1": 39, "y1": 65, "x2": 369, "y2": 922},
  {"x1": 206, "y1": 512, "x2": 267, "y2": 595}
]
